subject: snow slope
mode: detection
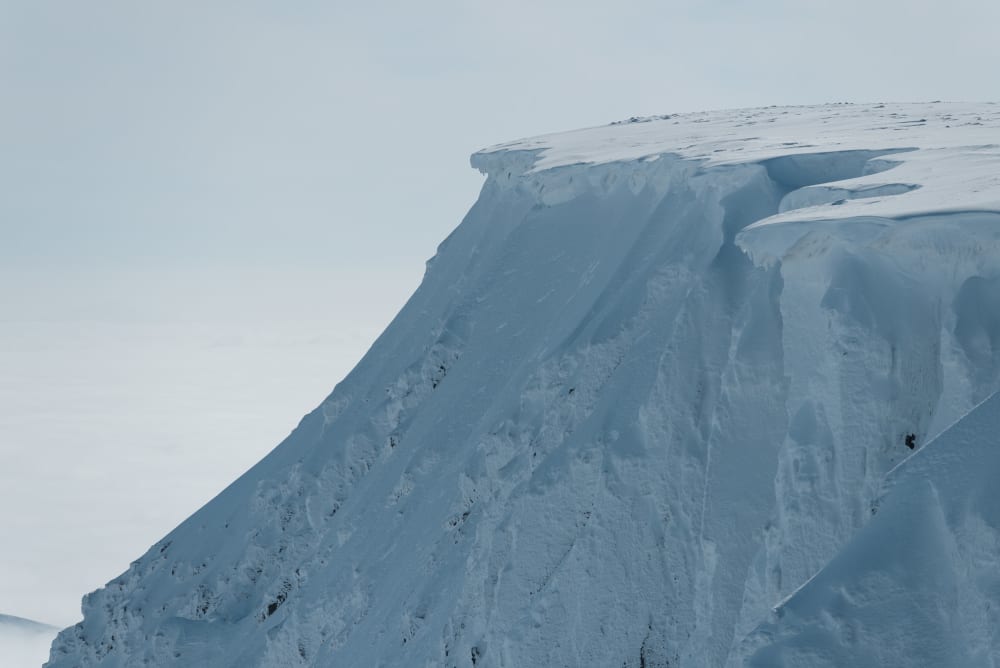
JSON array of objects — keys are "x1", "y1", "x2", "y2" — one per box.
[
  {"x1": 46, "y1": 103, "x2": 1000, "y2": 667},
  {"x1": 1, "y1": 614, "x2": 59, "y2": 668},
  {"x1": 743, "y1": 390, "x2": 1000, "y2": 667}
]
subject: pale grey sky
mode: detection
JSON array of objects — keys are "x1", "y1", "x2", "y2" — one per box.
[
  {"x1": 1, "y1": 0, "x2": 998, "y2": 633},
  {"x1": 4, "y1": 0, "x2": 998, "y2": 273}
]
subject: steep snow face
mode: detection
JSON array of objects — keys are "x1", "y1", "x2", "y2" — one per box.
[
  {"x1": 47, "y1": 103, "x2": 1000, "y2": 667},
  {"x1": 743, "y1": 390, "x2": 1000, "y2": 667}
]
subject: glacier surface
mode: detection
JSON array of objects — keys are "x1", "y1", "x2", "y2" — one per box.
[{"x1": 47, "y1": 102, "x2": 1000, "y2": 667}]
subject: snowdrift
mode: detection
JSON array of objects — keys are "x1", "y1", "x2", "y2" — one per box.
[{"x1": 47, "y1": 103, "x2": 1000, "y2": 667}]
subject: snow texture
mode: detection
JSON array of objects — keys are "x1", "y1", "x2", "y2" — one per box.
[
  {"x1": 743, "y1": 390, "x2": 1000, "y2": 667},
  {"x1": 47, "y1": 103, "x2": 1000, "y2": 667}
]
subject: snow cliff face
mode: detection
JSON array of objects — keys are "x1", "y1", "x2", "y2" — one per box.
[
  {"x1": 743, "y1": 389, "x2": 1000, "y2": 667},
  {"x1": 48, "y1": 103, "x2": 1000, "y2": 667},
  {"x1": 744, "y1": 394, "x2": 1000, "y2": 668}
]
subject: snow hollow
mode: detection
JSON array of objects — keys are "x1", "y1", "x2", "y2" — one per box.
[{"x1": 47, "y1": 103, "x2": 1000, "y2": 667}]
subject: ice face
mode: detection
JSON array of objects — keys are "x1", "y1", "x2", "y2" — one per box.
[{"x1": 47, "y1": 102, "x2": 1000, "y2": 667}]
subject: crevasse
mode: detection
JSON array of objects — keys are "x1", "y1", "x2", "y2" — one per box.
[{"x1": 47, "y1": 104, "x2": 1000, "y2": 667}]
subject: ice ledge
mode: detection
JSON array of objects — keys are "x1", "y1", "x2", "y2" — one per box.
[
  {"x1": 473, "y1": 103, "x2": 1000, "y2": 264},
  {"x1": 738, "y1": 145, "x2": 1000, "y2": 263}
]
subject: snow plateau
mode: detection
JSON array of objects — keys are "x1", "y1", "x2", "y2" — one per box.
[{"x1": 47, "y1": 103, "x2": 1000, "y2": 667}]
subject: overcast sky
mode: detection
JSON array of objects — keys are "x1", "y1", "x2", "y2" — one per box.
[{"x1": 2, "y1": 0, "x2": 998, "y2": 634}]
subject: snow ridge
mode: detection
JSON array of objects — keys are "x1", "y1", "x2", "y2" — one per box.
[
  {"x1": 2, "y1": 614, "x2": 59, "y2": 668},
  {"x1": 1, "y1": 614, "x2": 58, "y2": 634},
  {"x1": 47, "y1": 103, "x2": 1000, "y2": 667}
]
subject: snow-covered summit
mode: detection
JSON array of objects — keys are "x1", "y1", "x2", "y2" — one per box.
[
  {"x1": 476, "y1": 102, "x2": 1000, "y2": 258},
  {"x1": 48, "y1": 103, "x2": 1000, "y2": 667},
  {"x1": 480, "y1": 102, "x2": 998, "y2": 169}
]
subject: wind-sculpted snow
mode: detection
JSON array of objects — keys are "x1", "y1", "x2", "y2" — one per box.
[
  {"x1": 47, "y1": 103, "x2": 1000, "y2": 667},
  {"x1": 743, "y1": 390, "x2": 1000, "y2": 667}
]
